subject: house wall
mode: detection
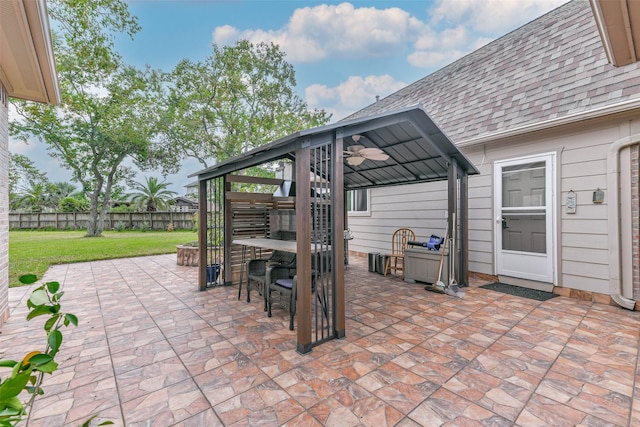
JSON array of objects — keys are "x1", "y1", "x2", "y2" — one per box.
[
  {"x1": 347, "y1": 114, "x2": 640, "y2": 298},
  {"x1": 0, "y1": 81, "x2": 8, "y2": 326}
]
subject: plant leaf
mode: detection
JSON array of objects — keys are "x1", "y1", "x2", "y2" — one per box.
[
  {"x1": 2, "y1": 396, "x2": 23, "y2": 411},
  {"x1": 65, "y1": 313, "x2": 78, "y2": 326},
  {"x1": 28, "y1": 289, "x2": 48, "y2": 306},
  {"x1": 19, "y1": 274, "x2": 38, "y2": 285},
  {"x1": 35, "y1": 360, "x2": 58, "y2": 374},
  {"x1": 0, "y1": 371, "x2": 32, "y2": 398},
  {"x1": 21, "y1": 351, "x2": 41, "y2": 366},
  {"x1": 44, "y1": 315, "x2": 58, "y2": 333},
  {"x1": 46, "y1": 281, "x2": 60, "y2": 294},
  {"x1": 28, "y1": 354, "x2": 52, "y2": 366},
  {"x1": 48, "y1": 330, "x2": 63, "y2": 355},
  {"x1": 0, "y1": 360, "x2": 18, "y2": 368},
  {"x1": 26, "y1": 305, "x2": 52, "y2": 321}
]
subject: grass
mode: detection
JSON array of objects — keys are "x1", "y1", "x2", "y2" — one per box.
[{"x1": 9, "y1": 230, "x2": 197, "y2": 287}]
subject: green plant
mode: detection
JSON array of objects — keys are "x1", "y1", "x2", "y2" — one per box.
[
  {"x1": 138, "y1": 221, "x2": 150, "y2": 232},
  {"x1": 114, "y1": 221, "x2": 126, "y2": 232},
  {"x1": 0, "y1": 274, "x2": 78, "y2": 425}
]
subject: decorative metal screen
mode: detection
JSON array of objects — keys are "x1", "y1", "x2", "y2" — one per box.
[
  {"x1": 310, "y1": 143, "x2": 335, "y2": 346},
  {"x1": 205, "y1": 176, "x2": 225, "y2": 286}
]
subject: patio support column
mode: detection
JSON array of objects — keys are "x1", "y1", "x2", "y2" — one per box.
[
  {"x1": 447, "y1": 159, "x2": 459, "y2": 284},
  {"x1": 459, "y1": 171, "x2": 469, "y2": 286},
  {"x1": 198, "y1": 179, "x2": 207, "y2": 291},
  {"x1": 296, "y1": 145, "x2": 312, "y2": 354},
  {"x1": 332, "y1": 132, "x2": 346, "y2": 339},
  {"x1": 223, "y1": 176, "x2": 233, "y2": 286}
]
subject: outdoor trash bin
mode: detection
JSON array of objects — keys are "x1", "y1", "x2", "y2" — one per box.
[
  {"x1": 368, "y1": 252, "x2": 379, "y2": 272},
  {"x1": 376, "y1": 254, "x2": 388, "y2": 274}
]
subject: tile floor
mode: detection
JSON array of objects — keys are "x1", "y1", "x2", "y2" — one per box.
[{"x1": 2, "y1": 254, "x2": 640, "y2": 426}]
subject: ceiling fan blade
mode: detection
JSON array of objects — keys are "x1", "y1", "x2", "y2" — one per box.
[
  {"x1": 346, "y1": 156, "x2": 366, "y2": 166},
  {"x1": 363, "y1": 152, "x2": 389, "y2": 161},
  {"x1": 358, "y1": 147, "x2": 384, "y2": 156}
]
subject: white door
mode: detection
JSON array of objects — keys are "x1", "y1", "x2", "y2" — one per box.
[{"x1": 494, "y1": 153, "x2": 555, "y2": 283}]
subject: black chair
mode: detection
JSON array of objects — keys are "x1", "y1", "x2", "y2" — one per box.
[
  {"x1": 241, "y1": 250, "x2": 296, "y2": 309},
  {"x1": 266, "y1": 265, "x2": 297, "y2": 330}
]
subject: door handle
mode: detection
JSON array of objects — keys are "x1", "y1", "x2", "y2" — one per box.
[{"x1": 501, "y1": 217, "x2": 508, "y2": 229}]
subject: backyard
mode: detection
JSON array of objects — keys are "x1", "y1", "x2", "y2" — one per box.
[{"x1": 8, "y1": 230, "x2": 196, "y2": 287}]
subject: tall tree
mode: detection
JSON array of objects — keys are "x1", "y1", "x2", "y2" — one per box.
[
  {"x1": 129, "y1": 177, "x2": 177, "y2": 212},
  {"x1": 9, "y1": 153, "x2": 48, "y2": 210},
  {"x1": 161, "y1": 40, "x2": 331, "y2": 169},
  {"x1": 10, "y1": 0, "x2": 171, "y2": 236}
]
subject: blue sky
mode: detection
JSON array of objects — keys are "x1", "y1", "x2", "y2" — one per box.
[{"x1": 11, "y1": 0, "x2": 568, "y2": 194}]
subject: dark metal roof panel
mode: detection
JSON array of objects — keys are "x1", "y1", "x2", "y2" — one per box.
[{"x1": 192, "y1": 105, "x2": 479, "y2": 189}]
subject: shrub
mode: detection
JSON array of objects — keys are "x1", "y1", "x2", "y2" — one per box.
[{"x1": 114, "y1": 221, "x2": 126, "y2": 232}]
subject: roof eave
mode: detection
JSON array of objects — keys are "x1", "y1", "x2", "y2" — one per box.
[
  {"x1": 0, "y1": 0, "x2": 60, "y2": 104},
  {"x1": 590, "y1": 0, "x2": 640, "y2": 67}
]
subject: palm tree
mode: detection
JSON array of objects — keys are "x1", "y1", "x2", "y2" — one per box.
[
  {"x1": 129, "y1": 177, "x2": 177, "y2": 212},
  {"x1": 15, "y1": 180, "x2": 48, "y2": 212}
]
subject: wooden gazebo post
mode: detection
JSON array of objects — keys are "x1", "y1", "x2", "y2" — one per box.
[
  {"x1": 296, "y1": 145, "x2": 312, "y2": 354},
  {"x1": 332, "y1": 131, "x2": 346, "y2": 339}
]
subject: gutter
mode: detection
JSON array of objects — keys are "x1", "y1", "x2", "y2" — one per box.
[
  {"x1": 456, "y1": 97, "x2": 640, "y2": 148},
  {"x1": 607, "y1": 133, "x2": 638, "y2": 310}
]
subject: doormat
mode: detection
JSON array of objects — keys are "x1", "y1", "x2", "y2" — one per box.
[{"x1": 479, "y1": 282, "x2": 558, "y2": 301}]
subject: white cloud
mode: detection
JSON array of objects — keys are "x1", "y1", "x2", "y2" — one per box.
[
  {"x1": 213, "y1": 2, "x2": 425, "y2": 63},
  {"x1": 212, "y1": 1, "x2": 564, "y2": 73},
  {"x1": 306, "y1": 74, "x2": 406, "y2": 121},
  {"x1": 429, "y1": 0, "x2": 568, "y2": 34}
]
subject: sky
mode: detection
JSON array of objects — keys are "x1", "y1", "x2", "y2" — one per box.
[{"x1": 9, "y1": 0, "x2": 568, "y2": 195}]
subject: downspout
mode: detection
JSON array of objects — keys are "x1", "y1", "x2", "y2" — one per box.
[{"x1": 607, "y1": 134, "x2": 638, "y2": 310}]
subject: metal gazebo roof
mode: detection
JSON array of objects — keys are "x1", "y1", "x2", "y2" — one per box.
[{"x1": 191, "y1": 104, "x2": 479, "y2": 185}]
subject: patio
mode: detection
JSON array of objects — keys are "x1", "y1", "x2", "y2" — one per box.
[{"x1": 2, "y1": 254, "x2": 640, "y2": 426}]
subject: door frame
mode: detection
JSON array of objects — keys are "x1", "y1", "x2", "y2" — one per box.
[{"x1": 494, "y1": 152, "x2": 557, "y2": 284}]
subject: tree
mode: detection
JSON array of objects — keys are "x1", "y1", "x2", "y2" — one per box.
[
  {"x1": 161, "y1": 40, "x2": 331, "y2": 169},
  {"x1": 129, "y1": 177, "x2": 177, "y2": 212},
  {"x1": 10, "y1": 0, "x2": 172, "y2": 236},
  {"x1": 14, "y1": 181, "x2": 49, "y2": 212},
  {"x1": 9, "y1": 154, "x2": 48, "y2": 210},
  {"x1": 47, "y1": 182, "x2": 78, "y2": 209}
]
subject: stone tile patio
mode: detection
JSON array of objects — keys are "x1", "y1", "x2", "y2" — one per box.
[{"x1": 2, "y1": 254, "x2": 640, "y2": 426}]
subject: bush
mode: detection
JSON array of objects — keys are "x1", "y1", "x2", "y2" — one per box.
[
  {"x1": 114, "y1": 221, "x2": 126, "y2": 232},
  {"x1": 138, "y1": 221, "x2": 150, "y2": 232},
  {"x1": 59, "y1": 196, "x2": 89, "y2": 212}
]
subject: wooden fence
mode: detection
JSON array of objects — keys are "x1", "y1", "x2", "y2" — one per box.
[{"x1": 9, "y1": 211, "x2": 195, "y2": 231}]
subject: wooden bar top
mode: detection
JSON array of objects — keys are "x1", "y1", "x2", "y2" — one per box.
[{"x1": 232, "y1": 237, "x2": 330, "y2": 254}]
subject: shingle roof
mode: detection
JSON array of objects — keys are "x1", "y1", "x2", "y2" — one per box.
[{"x1": 345, "y1": 0, "x2": 640, "y2": 143}]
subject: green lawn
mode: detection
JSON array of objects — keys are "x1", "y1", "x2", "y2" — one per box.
[{"x1": 9, "y1": 230, "x2": 197, "y2": 287}]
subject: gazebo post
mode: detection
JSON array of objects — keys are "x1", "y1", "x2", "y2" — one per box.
[
  {"x1": 295, "y1": 146, "x2": 313, "y2": 354},
  {"x1": 223, "y1": 175, "x2": 233, "y2": 286},
  {"x1": 198, "y1": 179, "x2": 208, "y2": 291},
  {"x1": 459, "y1": 172, "x2": 469, "y2": 285},
  {"x1": 447, "y1": 159, "x2": 459, "y2": 284},
  {"x1": 332, "y1": 132, "x2": 346, "y2": 339}
]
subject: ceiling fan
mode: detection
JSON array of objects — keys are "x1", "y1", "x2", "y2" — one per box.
[{"x1": 344, "y1": 135, "x2": 389, "y2": 166}]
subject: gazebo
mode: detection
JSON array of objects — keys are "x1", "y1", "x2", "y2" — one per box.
[{"x1": 191, "y1": 104, "x2": 479, "y2": 353}]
